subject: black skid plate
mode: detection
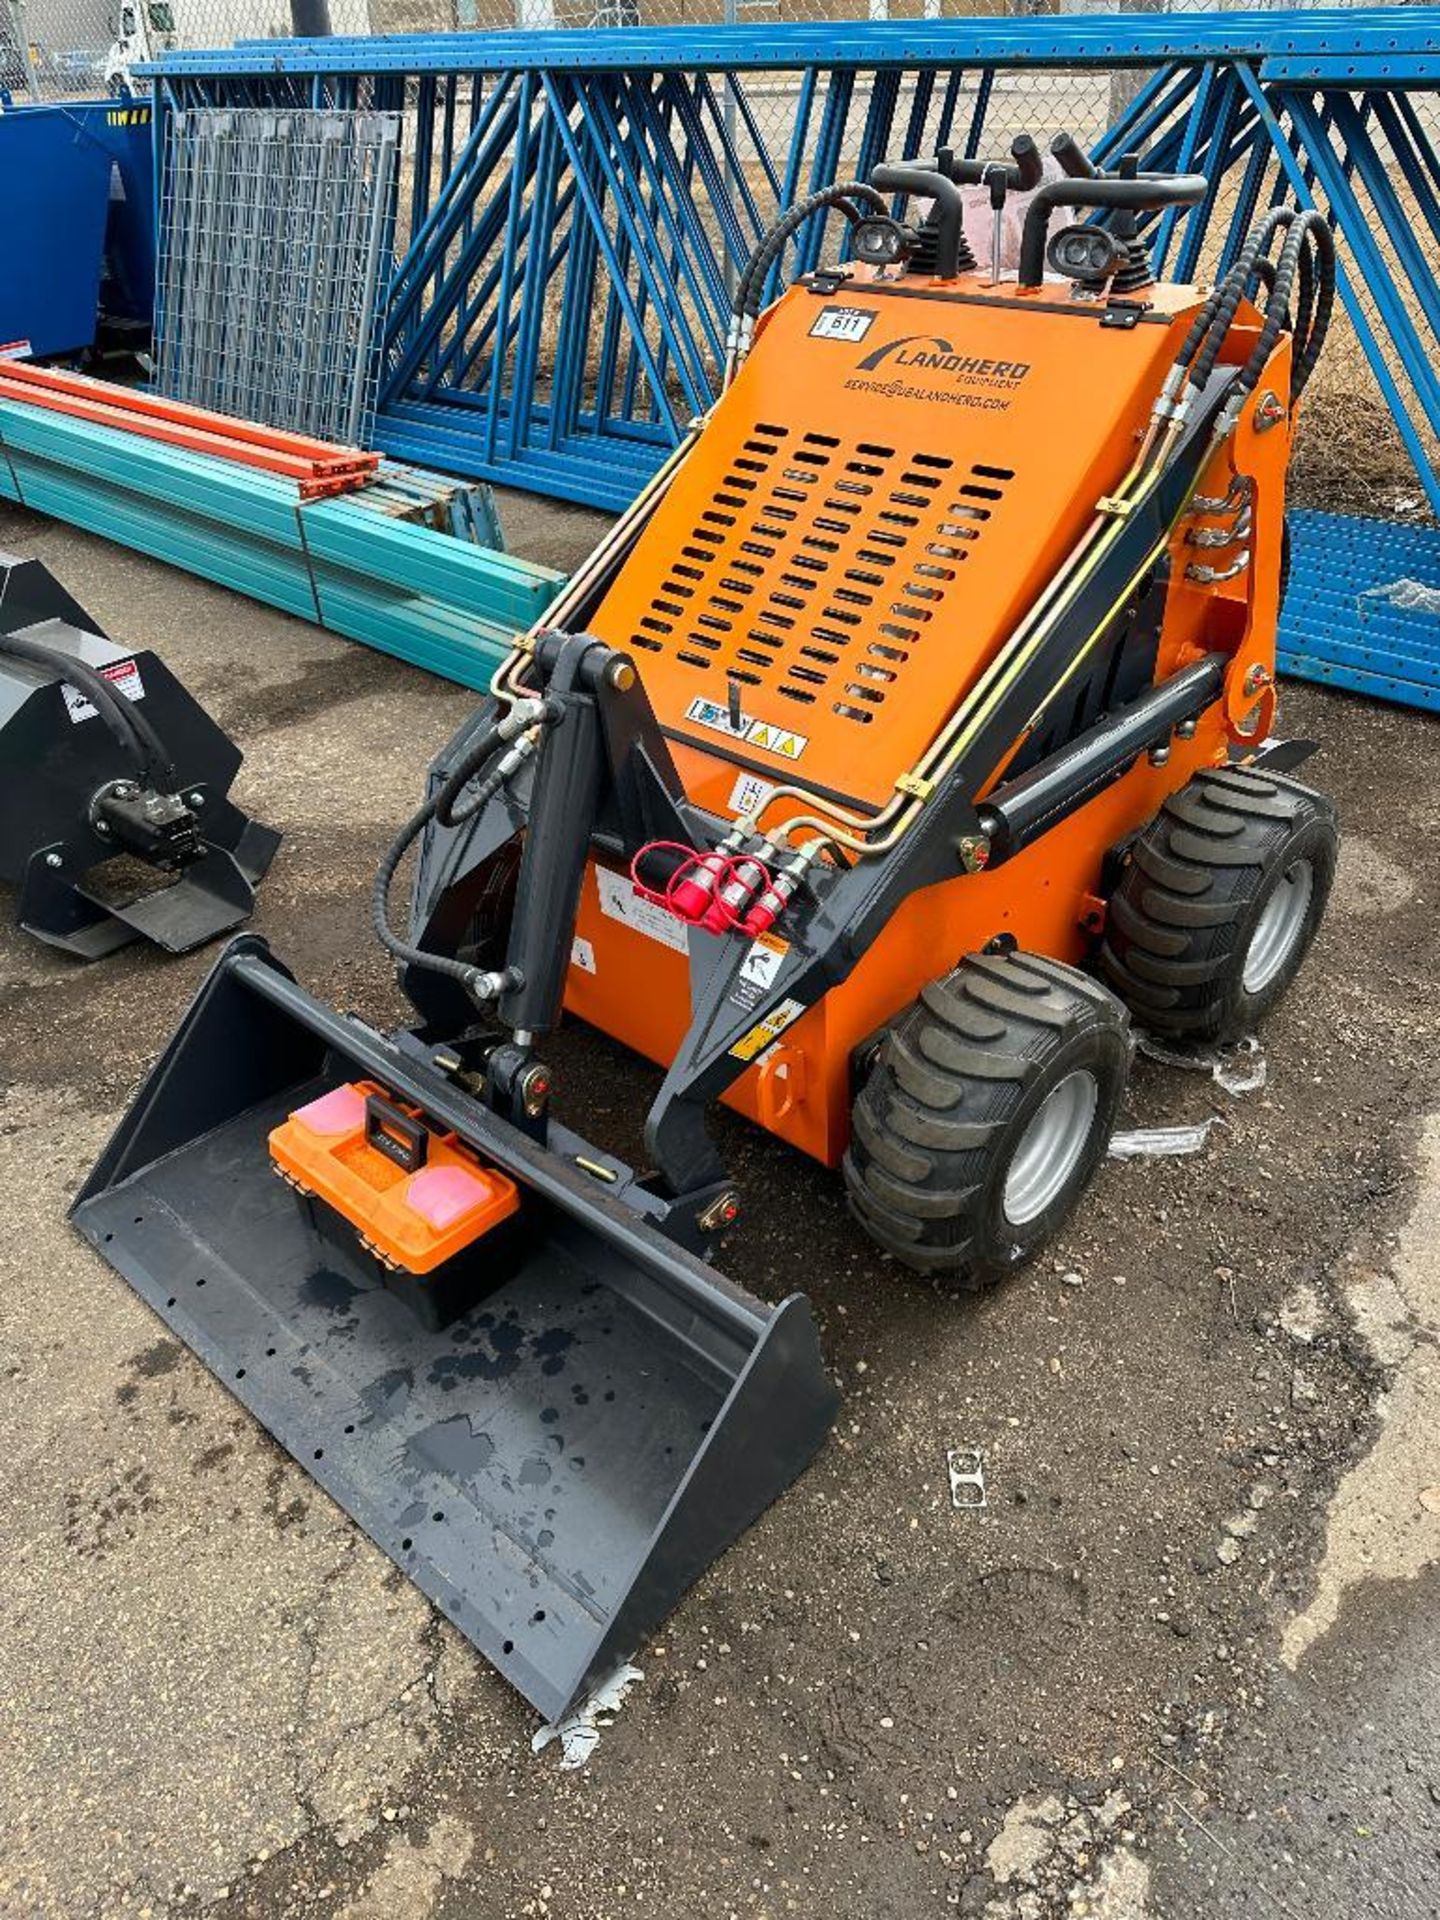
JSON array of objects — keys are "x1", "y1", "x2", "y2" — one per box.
[{"x1": 71, "y1": 938, "x2": 837, "y2": 1723}]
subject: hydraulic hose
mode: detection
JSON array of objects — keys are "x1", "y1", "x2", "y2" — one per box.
[
  {"x1": 372, "y1": 697, "x2": 559, "y2": 998},
  {"x1": 433, "y1": 717, "x2": 506, "y2": 829},
  {"x1": 0, "y1": 628, "x2": 174, "y2": 786},
  {"x1": 1164, "y1": 207, "x2": 1295, "y2": 398},
  {"x1": 731, "y1": 179, "x2": 888, "y2": 325},
  {"x1": 1192, "y1": 208, "x2": 1333, "y2": 409},
  {"x1": 1286, "y1": 213, "x2": 1334, "y2": 402}
]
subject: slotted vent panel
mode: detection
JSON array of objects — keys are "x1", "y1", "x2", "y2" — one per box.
[{"x1": 627, "y1": 433, "x2": 1015, "y2": 724}]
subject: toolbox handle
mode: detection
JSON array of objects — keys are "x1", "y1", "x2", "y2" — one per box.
[{"x1": 365, "y1": 1093, "x2": 429, "y2": 1172}]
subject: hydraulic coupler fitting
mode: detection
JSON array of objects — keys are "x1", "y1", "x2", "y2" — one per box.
[
  {"x1": 464, "y1": 963, "x2": 525, "y2": 1006},
  {"x1": 669, "y1": 828, "x2": 748, "y2": 923},
  {"x1": 739, "y1": 842, "x2": 820, "y2": 938},
  {"x1": 702, "y1": 838, "x2": 777, "y2": 933}
]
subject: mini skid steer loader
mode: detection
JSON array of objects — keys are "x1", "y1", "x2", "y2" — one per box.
[{"x1": 73, "y1": 138, "x2": 1339, "y2": 1721}]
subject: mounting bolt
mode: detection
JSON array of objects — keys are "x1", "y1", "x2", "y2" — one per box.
[
  {"x1": 957, "y1": 834, "x2": 991, "y2": 875},
  {"x1": 1243, "y1": 663, "x2": 1274, "y2": 697},
  {"x1": 1148, "y1": 743, "x2": 1171, "y2": 767},
  {"x1": 518, "y1": 1063, "x2": 552, "y2": 1120},
  {"x1": 697, "y1": 1191, "x2": 741, "y2": 1235},
  {"x1": 44, "y1": 851, "x2": 63, "y2": 869},
  {"x1": 187, "y1": 790, "x2": 204, "y2": 808},
  {"x1": 1176, "y1": 718, "x2": 1198, "y2": 739},
  {"x1": 518, "y1": 1059, "x2": 552, "y2": 1121},
  {"x1": 1254, "y1": 389, "x2": 1286, "y2": 432},
  {"x1": 607, "y1": 658, "x2": 637, "y2": 693}
]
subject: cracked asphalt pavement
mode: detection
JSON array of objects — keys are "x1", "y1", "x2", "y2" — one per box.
[{"x1": 2, "y1": 496, "x2": 1438, "y2": 1919}]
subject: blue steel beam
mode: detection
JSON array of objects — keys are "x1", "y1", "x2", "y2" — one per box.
[{"x1": 142, "y1": 12, "x2": 1440, "y2": 81}]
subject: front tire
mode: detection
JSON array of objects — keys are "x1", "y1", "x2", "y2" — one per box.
[
  {"x1": 1100, "y1": 765, "x2": 1337, "y2": 1043},
  {"x1": 843, "y1": 950, "x2": 1131, "y2": 1289}
]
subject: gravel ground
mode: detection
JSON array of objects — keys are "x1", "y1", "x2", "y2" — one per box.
[{"x1": 1, "y1": 494, "x2": 1438, "y2": 1920}]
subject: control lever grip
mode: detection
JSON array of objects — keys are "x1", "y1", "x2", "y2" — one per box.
[
  {"x1": 1051, "y1": 131, "x2": 1099, "y2": 180},
  {"x1": 1017, "y1": 173, "x2": 1207, "y2": 289},
  {"x1": 869, "y1": 164, "x2": 964, "y2": 279}
]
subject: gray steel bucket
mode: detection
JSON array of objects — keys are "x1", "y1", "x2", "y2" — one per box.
[{"x1": 71, "y1": 937, "x2": 837, "y2": 1722}]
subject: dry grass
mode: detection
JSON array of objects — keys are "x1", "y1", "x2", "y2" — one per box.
[{"x1": 1290, "y1": 333, "x2": 1436, "y2": 523}]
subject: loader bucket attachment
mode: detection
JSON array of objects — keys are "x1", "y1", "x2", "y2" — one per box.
[{"x1": 72, "y1": 938, "x2": 837, "y2": 1723}]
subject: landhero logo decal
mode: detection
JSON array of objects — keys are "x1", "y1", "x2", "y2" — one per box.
[
  {"x1": 848, "y1": 333, "x2": 1031, "y2": 409},
  {"x1": 856, "y1": 333, "x2": 1031, "y2": 383}
]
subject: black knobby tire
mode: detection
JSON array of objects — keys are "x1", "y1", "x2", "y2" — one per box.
[
  {"x1": 843, "y1": 950, "x2": 1131, "y2": 1289},
  {"x1": 1100, "y1": 765, "x2": 1337, "y2": 1044}
]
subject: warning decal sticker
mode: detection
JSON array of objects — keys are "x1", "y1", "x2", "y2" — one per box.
[
  {"x1": 729, "y1": 932, "x2": 789, "y2": 1012},
  {"x1": 62, "y1": 658, "x2": 145, "y2": 725},
  {"x1": 729, "y1": 996, "x2": 806, "y2": 1062},
  {"x1": 595, "y1": 865, "x2": 689, "y2": 955},
  {"x1": 727, "y1": 771, "x2": 775, "y2": 819},
  {"x1": 685, "y1": 697, "x2": 809, "y2": 762}
]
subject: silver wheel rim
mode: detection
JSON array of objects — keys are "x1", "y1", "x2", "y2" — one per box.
[
  {"x1": 1002, "y1": 1069, "x2": 1100, "y2": 1227},
  {"x1": 1243, "y1": 858, "x2": 1314, "y2": 995}
]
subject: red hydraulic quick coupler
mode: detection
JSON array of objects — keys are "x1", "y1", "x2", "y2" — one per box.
[
  {"x1": 739, "y1": 845, "x2": 816, "y2": 937},
  {"x1": 701, "y1": 840, "x2": 776, "y2": 933},
  {"x1": 668, "y1": 850, "x2": 732, "y2": 921}
]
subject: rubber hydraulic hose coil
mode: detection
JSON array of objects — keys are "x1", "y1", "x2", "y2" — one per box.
[
  {"x1": 732, "y1": 181, "x2": 888, "y2": 322},
  {"x1": 0, "y1": 629, "x2": 175, "y2": 786}
]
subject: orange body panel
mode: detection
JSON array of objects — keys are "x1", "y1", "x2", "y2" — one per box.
[
  {"x1": 591, "y1": 282, "x2": 1197, "y2": 813},
  {"x1": 562, "y1": 273, "x2": 1295, "y2": 1170}
]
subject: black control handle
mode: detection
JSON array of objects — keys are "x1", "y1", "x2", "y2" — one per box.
[
  {"x1": 1017, "y1": 173, "x2": 1207, "y2": 289},
  {"x1": 934, "y1": 132, "x2": 1043, "y2": 192},
  {"x1": 364, "y1": 1092, "x2": 429, "y2": 1172},
  {"x1": 1050, "y1": 131, "x2": 1098, "y2": 180},
  {"x1": 869, "y1": 164, "x2": 965, "y2": 279}
]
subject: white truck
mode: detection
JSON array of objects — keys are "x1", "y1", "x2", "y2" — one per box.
[
  {"x1": 104, "y1": 0, "x2": 177, "y2": 92},
  {"x1": 103, "y1": 0, "x2": 343, "y2": 93}
]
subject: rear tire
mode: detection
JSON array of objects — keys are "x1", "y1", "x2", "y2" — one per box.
[
  {"x1": 843, "y1": 950, "x2": 1130, "y2": 1290},
  {"x1": 1100, "y1": 765, "x2": 1337, "y2": 1043}
]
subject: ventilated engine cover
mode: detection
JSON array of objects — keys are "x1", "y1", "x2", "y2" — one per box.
[{"x1": 592, "y1": 282, "x2": 1194, "y2": 813}]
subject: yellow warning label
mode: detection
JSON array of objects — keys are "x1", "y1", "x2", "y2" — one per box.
[
  {"x1": 746, "y1": 721, "x2": 807, "y2": 761},
  {"x1": 729, "y1": 996, "x2": 806, "y2": 1062}
]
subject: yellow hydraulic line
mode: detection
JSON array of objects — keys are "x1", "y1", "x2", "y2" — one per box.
[
  {"x1": 792, "y1": 499, "x2": 1180, "y2": 859},
  {"x1": 753, "y1": 418, "x2": 1187, "y2": 857},
  {"x1": 746, "y1": 413, "x2": 1185, "y2": 849},
  {"x1": 778, "y1": 515, "x2": 1162, "y2": 857},
  {"x1": 491, "y1": 424, "x2": 705, "y2": 711}
]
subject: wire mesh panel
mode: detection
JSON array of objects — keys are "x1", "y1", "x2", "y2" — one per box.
[{"x1": 155, "y1": 107, "x2": 400, "y2": 447}]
